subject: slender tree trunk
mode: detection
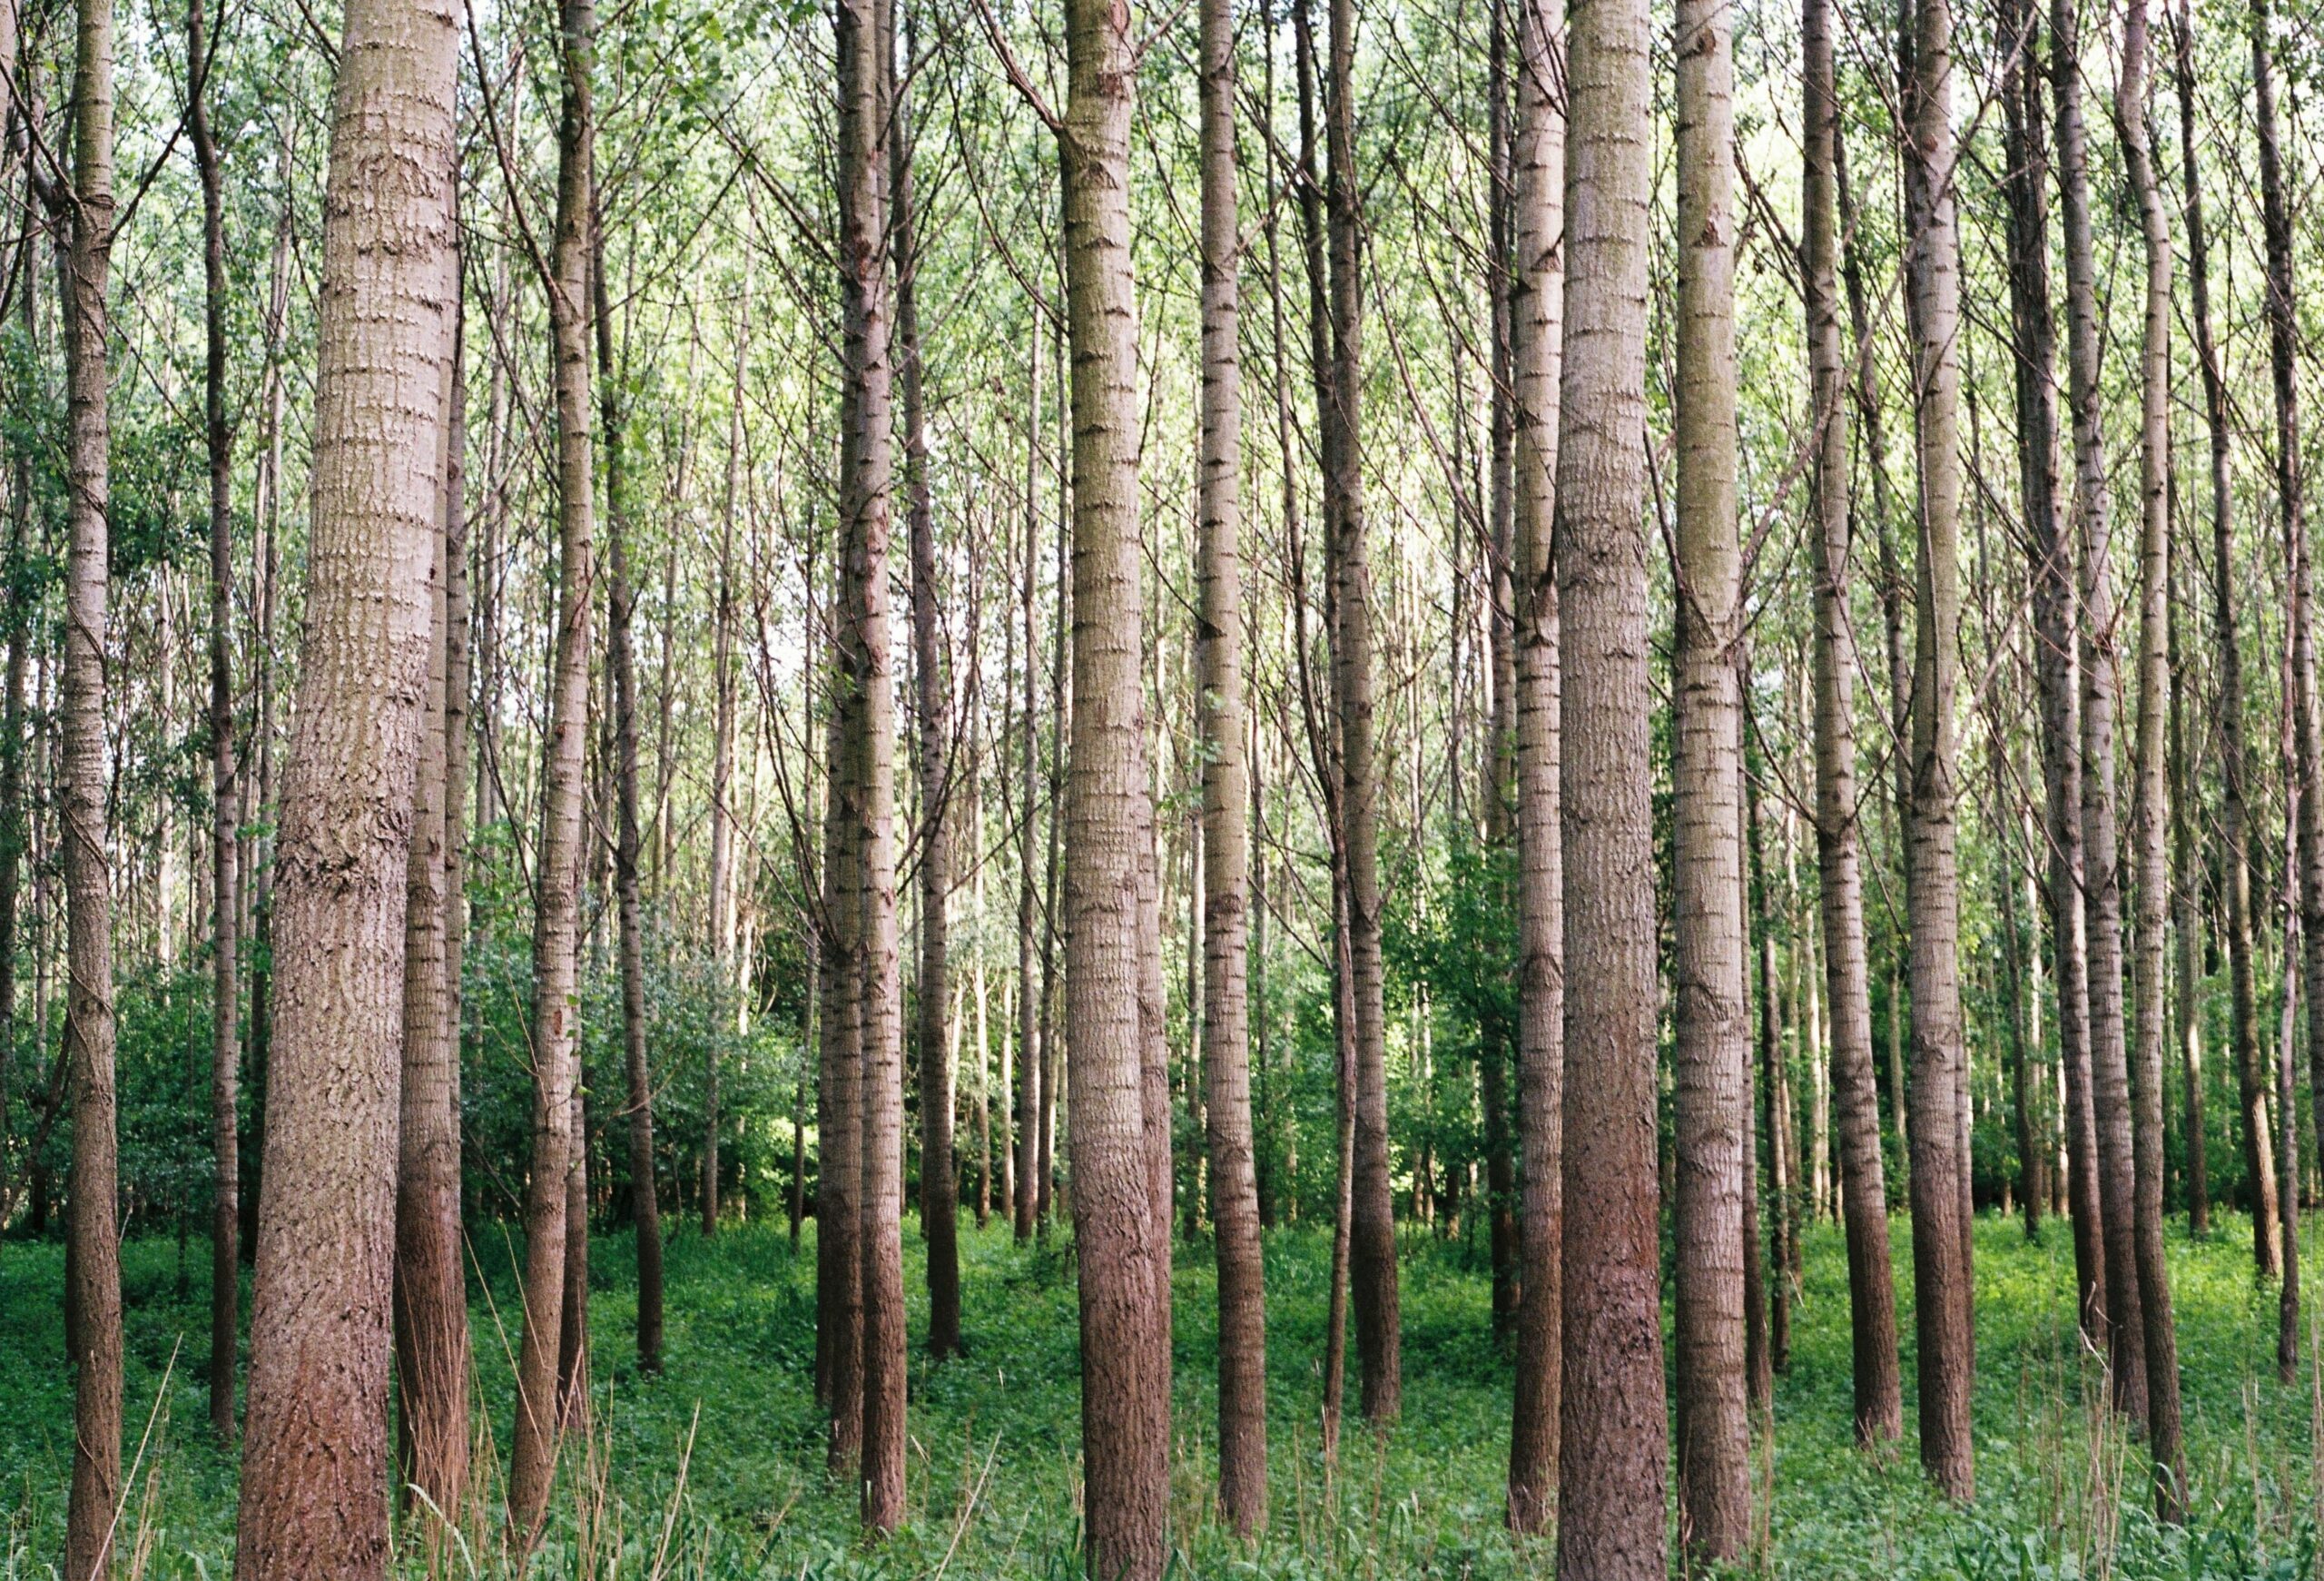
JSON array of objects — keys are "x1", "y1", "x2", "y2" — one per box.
[
  {"x1": 2053, "y1": 0, "x2": 2146, "y2": 1418},
  {"x1": 1803, "y1": 0, "x2": 1903, "y2": 1446},
  {"x1": 1504, "y1": 0, "x2": 1564, "y2": 1527},
  {"x1": 189, "y1": 0, "x2": 242, "y2": 1441},
  {"x1": 1196, "y1": 0, "x2": 1266, "y2": 1527},
  {"x1": 1317, "y1": 0, "x2": 1399, "y2": 1422},
  {"x1": 1059, "y1": 0, "x2": 1170, "y2": 1556},
  {"x1": 705, "y1": 314, "x2": 743, "y2": 1240},
  {"x1": 895, "y1": 69, "x2": 960, "y2": 1363},
  {"x1": 54, "y1": 0, "x2": 126, "y2": 1563},
  {"x1": 392, "y1": 289, "x2": 469, "y2": 1522},
  {"x1": 2116, "y1": 0, "x2": 2185, "y2": 1509},
  {"x1": 2168, "y1": 509, "x2": 2206, "y2": 1239},
  {"x1": 506, "y1": 0, "x2": 598, "y2": 1540},
  {"x1": 832, "y1": 0, "x2": 907, "y2": 1529},
  {"x1": 1013, "y1": 337, "x2": 1040, "y2": 1241},
  {"x1": 2172, "y1": 0, "x2": 2274, "y2": 1280},
  {"x1": 1901, "y1": 0, "x2": 1974, "y2": 1497},
  {"x1": 1670, "y1": 0, "x2": 1750, "y2": 1547},
  {"x1": 1553, "y1": 0, "x2": 1667, "y2": 1563},
  {"x1": 231, "y1": 0, "x2": 458, "y2": 1565},
  {"x1": 595, "y1": 213, "x2": 663, "y2": 1376},
  {"x1": 0, "y1": 9, "x2": 25, "y2": 1250},
  {"x1": 1750, "y1": 780, "x2": 1793, "y2": 1376}
]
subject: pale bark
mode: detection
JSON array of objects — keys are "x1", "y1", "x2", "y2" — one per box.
[
  {"x1": 1553, "y1": 0, "x2": 1667, "y2": 1563},
  {"x1": 232, "y1": 0, "x2": 459, "y2": 1565}
]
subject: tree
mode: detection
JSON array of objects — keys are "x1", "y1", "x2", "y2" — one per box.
[
  {"x1": 232, "y1": 0, "x2": 460, "y2": 1567},
  {"x1": 1554, "y1": 0, "x2": 1668, "y2": 1566},
  {"x1": 1804, "y1": 0, "x2": 1902, "y2": 1445},
  {"x1": 1504, "y1": 0, "x2": 1563, "y2": 1528},
  {"x1": 1669, "y1": 0, "x2": 1750, "y2": 1545},
  {"x1": 1901, "y1": 0, "x2": 1974, "y2": 1497},
  {"x1": 1196, "y1": 0, "x2": 1267, "y2": 1527},
  {"x1": 506, "y1": 0, "x2": 599, "y2": 1539}
]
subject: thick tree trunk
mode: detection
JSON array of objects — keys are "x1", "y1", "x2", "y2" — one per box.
[
  {"x1": 57, "y1": 0, "x2": 124, "y2": 1565},
  {"x1": 1902, "y1": 0, "x2": 1974, "y2": 1497},
  {"x1": 1553, "y1": 0, "x2": 1667, "y2": 1565},
  {"x1": 190, "y1": 0, "x2": 242, "y2": 1442},
  {"x1": 1196, "y1": 0, "x2": 1267, "y2": 1529},
  {"x1": 1803, "y1": 0, "x2": 1902, "y2": 1448},
  {"x1": 896, "y1": 74, "x2": 960, "y2": 1362},
  {"x1": 2171, "y1": 0, "x2": 2274, "y2": 1280},
  {"x1": 1060, "y1": 0, "x2": 1171, "y2": 1559},
  {"x1": 1318, "y1": 0, "x2": 1399, "y2": 1422},
  {"x1": 1503, "y1": 0, "x2": 1563, "y2": 1528},
  {"x1": 2115, "y1": 0, "x2": 2185, "y2": 1512},
  {"x1": 506, "y1": 0, "x2": 597, "y2": 1541},
  {"x1": 2053, "y1": 0, "x2": 2146, "y2": 1419},
  {"x1": 1669, "y1": 0, "x2": 1750, "y2": 1548},
  {"x1": 596, "y1": 218, "x2": 664, "y2": 1376},
  {"x1": 231, "y1": 0, "x2": 459, "y2": 1565}
]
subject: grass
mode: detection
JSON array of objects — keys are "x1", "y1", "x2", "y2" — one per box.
[{"x1": 1, "y1": 1208, "x2": 2318, "y2": 1577}]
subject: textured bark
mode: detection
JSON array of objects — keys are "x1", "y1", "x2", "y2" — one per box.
[
  {"x1": 1196, "y1": 0, "x2": 1267, "y2": 1528},
  {"x1": 1060, "y1": 0, "x2": 1170, "y2": 1558},
  {"x1": 1552, "y1": 0, "x2": 1667, "y2": 1564},
  {"x1": 896, "y1": 74, "x2": 960, "y2": 1362},
  {"x1": 2253, "y1": 0, "x2": 2318, "y2": 1333},
  {"x1": 1901, "y1": 0, "x2": 1974, "y2": 1497},
  {"x1": 2001, "y1": 0, "x2": 2103, "y2": 1333},
  {"x1": 191, "y1": 0, "x2": 241, "y2": 1441},
  {"x1": 57, "y1": 0, "x2": 123, "y2": 1562},
  {"x1": 231, "y1": 0, "x2": 458, "y2": 1565},
  {"x1": 2053, "y1": 0, "x2": 2145, "y2": 1418},
  {"x1": 1803, "y1": 0, "x2": 1901, "y2": 1448},
  {"x1": 0, "y1": 6, "x2": 23, "y2": 1236},
  {"x1": 1012, "y1": 349, "x2": 1038, "y2": 1241},
  {"x1": 1504, "y1": 0, "x2": 1563, "y2": 1527},
  {"x1": 2171, "y1": 0, "x2": 2272, "y2": 1280},
  {"x1": 1670, "y1": 0, "x2": 1750, "y2": 1548},
  {"x1": 596, "y1": 222, "x2": 663, "y2": 1376},
  {"x1": 834, "y1": 0, "x2": 907, "y2": 1528},
  {"x1": 2115, "y1": 0, "x2": 2185, "y2": 1511},
  {"x1": 506, "y1": 0, "x2": 597, "y2": 1540},
  {"x1": 1319, "y1": 0, "x2": 1399, "y2": 1422},
  {"x1": 393, "y1": 308, "x2": 469, "y2": 1518}
]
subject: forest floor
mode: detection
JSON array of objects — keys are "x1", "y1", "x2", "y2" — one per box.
[{"x1": 1, "y1": 1209, "x2": 2316, "y2": 1578}]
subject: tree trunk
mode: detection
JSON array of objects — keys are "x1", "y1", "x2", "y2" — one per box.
[
  {"x1": 705, "y1": 306, "x2": 743, "y2": 1240},
  {"x1": 1504, "y1": 0, "x2": 1563, "y2": 1528},
  {"x1": 1750, "y1": 779, "x2": 1793, "y2": 1377},
  {"x1": 1553, "y1": 0, "x2": 1668, "y2": 1563},
  {"x1": 2172, "y1": 0, "x2": 2274, "y2": 1280},
  {"x1": 231, "y1": 0, "x2": 459, "y2": 1565},
  {"x1": 1060, "y1": 0, "x2": 1171, "y2": 1557},
  {"x1": 2168, "y1": 508, "x2": 2206, "y2": 1240},
  {"x1": 896, "y1": 65, "x2": 960, "y2": 1363},
  {"x1": 596, "y1": 214, "x2": 664, "y2": 1376},
  {"x1": 2115, "y1": 0, "x2": 2185, "y2": 1511},
  {"x1": 1803, "y1": 0, "x2": 1903, "y2": 1446},
  {"x1": 1319, "y1": 0, "x2": 1399, "y2": 1423},
  {"x1": 2053, "y1": 0, "x2": 2146, "y2": 1419},
  {"x1": 1196, "y1": 0, "x2": 1267, "y2": 1528},
  {"x1": 57, "y1": 0, "x2": 124, "y2": 1561},
  {"x1": 1669, "y1": 0, "x2": 1750, "y2": 1547},
  {"x1": 506, "y1": 0, "x2": 597, "y2": 1541},
  {"x1": 1901, "y1": 0, "x2": 1974, "y2": 1497},
  {"x1": 1012, "y1": 341, "x2": 1038, "y2": 1240}
]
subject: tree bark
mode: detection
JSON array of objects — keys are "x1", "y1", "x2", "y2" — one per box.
[
  {"x1": 231, "y1": 0, "x2": 459, "y2": 1565},
  {"x1": 1060, "y1": 0, "x2": 1171, "y2": 1556},
  {"x1": 596, "y1": 211, "x2": 664, "y2": 1376},
  {"x1": 1196, "y1": 0, "x2": 1267, "y2": 1528},
  {"x1": 1553, "y1": 0, "x2": 1668, "y2": 1564},
  {"x1": 1803, "y1": 0, "x2": 1902, "y2": 1448},
  {"x1": 1669, "y1": 0, "x2": 1750, "y2": 1547},
  {"x1": 506, "y1": 0, "x2": 598, "y2": 1540},
  {"x1": 1504, "y1": 0, "x2": 1563, "y2": 1528},
  {"x1": 2170, "y1": 0, "x2": 2271, "y2": 1280},
  {"x1": 2115, "y1": 0, "x2": 2185, "y2": 1510},
  {"x1": 1901, "y1": 0, "x2": 1974, "y2": 1497},
  {"x1": 2053, "y1": 0, "x2": 2145, "y2": 1418},
  {"x1": 1013, "y1": 342, "x2": 1039, "y2": 1242}
]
